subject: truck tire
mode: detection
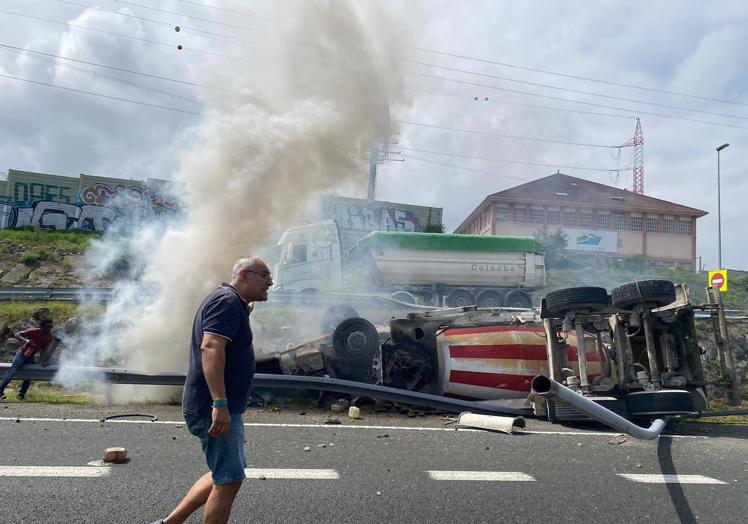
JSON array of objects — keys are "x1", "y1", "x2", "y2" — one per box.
[
  {"x1": 329, "y1": 317, "x2": 379, "y2": 383},
  {"x1": 446, "y1": 289, "x2": 475, "y2": 308},
  {"x1": 610, "y1": 279, "x2": 676, "y2": 310},
  {"x1": 477, "y1": 290, "x2": 502, "y2": 308},
  {"x1": 320, "y1": 305, "x2": 360, "y2": 333},
  {"x1": 504, "y1": 290, "x2": 532, "y2": 309},
  {"x1": 544, "y1": 286, "x2": 609, "y2": 315},
  {"x1": 625, "y1": 390, "x2": 695, "y2": 416}
]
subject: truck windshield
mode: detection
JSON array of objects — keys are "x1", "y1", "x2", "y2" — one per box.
[{"x1": 286, "y1": 243, "x2": 308, "y2": 264}]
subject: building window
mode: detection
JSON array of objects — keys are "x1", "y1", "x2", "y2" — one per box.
[
  {"x1": 630, "y1": 216, "x2": 642, "y2": 232},
  {"x1": 547, "y1": 210, "x2": 560, "y2": 225},
  {"x1": 614, "y1": 212, "x2": 625, "y2": 231},
  {"x1": 597, "y1": 215, "x2": 610, "y2": 230},
  {"x1": 496, "y1": 206, "x2": 510, "y2": 222},
  {"x1": 563, "y1": 211, "x2": 576, "y2": 227},
  {"x1": 662, "y1": 218, "x2": 674, "y2": 234},
  {"x1": 530, "y1": 208, "x2": 544, "y2": 225},
  {"x1": 646, "y1": 217, "x2": 659, "y2": 233},
  {"x1": 580, "y1": 213, "x2": 593, "y2": 229},
  {"x1": 678, "y1": 221, "x2": 692, "y2": 235},
  {"x1": 514, "y1": 207, "x2": 526, "y2": 224}
]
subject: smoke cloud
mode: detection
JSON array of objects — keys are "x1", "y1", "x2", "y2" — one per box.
[{"x1": 58, "y1": 1, "x2": 407, "y2": 400}]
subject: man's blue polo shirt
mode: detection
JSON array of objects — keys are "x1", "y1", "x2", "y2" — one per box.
[{"x1": 183, "y1": 283, "x2": 255, "y2": 415}]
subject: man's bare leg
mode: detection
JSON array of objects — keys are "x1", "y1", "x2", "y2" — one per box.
[
  {"x1": 163, "y1": 472, "x2": 213, "y2": 524},
  {"x1": 203, "y1": 480, "x2": 243, "y2": 524}
]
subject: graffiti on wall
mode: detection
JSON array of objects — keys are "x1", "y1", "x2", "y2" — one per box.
[
  {"x1": 79, "y1": 183, "x2": 176, "y2": 211},
  {"x1": 322, "y1": 202, "x2": 423, "y2": 232},
  {"x1": 13, "y1": 181, "x2": 76, "y2": 203},
  {"x1": 0, "y1": 199, "x2": 178, "y2": 232}
]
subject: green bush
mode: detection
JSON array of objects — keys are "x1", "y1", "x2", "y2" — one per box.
[{"x1": 20, "y1": 251, "x2": 41, "y2": 265}]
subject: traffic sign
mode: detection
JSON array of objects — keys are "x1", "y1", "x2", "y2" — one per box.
[{"x1": 708, "y1": 269, "x2": 728, "y2": 292}]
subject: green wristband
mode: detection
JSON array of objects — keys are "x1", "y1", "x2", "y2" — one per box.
[{"x1": 212, "y1": 398, "x2": 228, "y2": 408}]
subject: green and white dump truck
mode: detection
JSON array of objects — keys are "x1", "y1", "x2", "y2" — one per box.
[{"x1": 272, "y1": 220, "x2": 545, "y2": 308}]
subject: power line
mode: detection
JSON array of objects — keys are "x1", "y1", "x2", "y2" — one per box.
[
  {"x1": 408, "y1": 46, "x2": 748, "y2": 108},
  {"x1": 405, "y1": 86, "x2": 635, "y2": 120},
  {"x1": 113, "y1": 0, "x2": 256, "y2": 31},
  {"x1": 0, "y1": 8, "x2": 249, "y2": 62},
  {"x1": 395, "y1": 119, "x2": 620, "y2": 149},
  {"x1": 173, "y1": 0, "x2": 264, "y2": 19},
  {"x1": 56, "y1": 0, "x2": 252, "y2": 44},
  {"x1": 406, "y1": 59, "x2": 748, "y2": 122},
  {"x1": 399, "y1": 146, "x2": 623, "y2": 173},
  {"x1": 0, "y1": 73, "x2": 204, "y2": 116},
  {"x1": 406, "y1": 71, "x2": 748, "y2": 130},
  {"x1": 0, "y1": 46, "x2": 202, "y2": 105},
  {"x1": 403, "y1": 154, "x2": 537, "y2": 181},
  {"x1": 0, "y1": 43, "x2": 240, "y2": 95}
]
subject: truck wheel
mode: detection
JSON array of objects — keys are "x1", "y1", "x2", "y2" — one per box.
[
  {"x1": 610, "y1": 279, "x2": 676, "y2": 310},
  {"x1": 391, "y1": 291, "x2": 416, "y2": 304},
  {"x1": 625, "y1": 390, "x2": 695, "y2": 416},
  {"x1": 477, "y1": 290, "x2": 502, "y2": 308},
  {"x1": 544, "y1": 286, "x2": 609, "y2": 315},
  {"x1": 320, "y1": 305, "x2": 360, "y2": 333},
  {"x1": 446, "y1": 289, "x2": 475, "y2": 308},
  {"x1": 330, "y1": 317, "x2": 379, "y2": 382},
  {"x1": 504, "y1": 290, "x2": 532, "y2": 309}
]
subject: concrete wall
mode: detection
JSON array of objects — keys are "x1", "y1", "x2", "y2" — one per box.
[{"x1": 0, "y1": 169, "x2": 179, "y2": 232}]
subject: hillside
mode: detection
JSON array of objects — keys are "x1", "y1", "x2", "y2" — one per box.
[{"x1": 0, "y1": 229, "x2": 105, "y2": 287}]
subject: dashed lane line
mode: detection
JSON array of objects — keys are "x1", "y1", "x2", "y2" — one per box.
[
  {"x1": 0, "y1": 417, "x2": 707, "y2": 439},
  {"x1": 0, "y1": 466, "x2": 111, "y2": 477},
  {"x1": 428, "y1": 471, "x2": 536, "y2": 482},
  {"x1": 618, "y1": 474, "x2": 727, "y2": 485},
  {"x1": 245, "y1": 468, "x2": 339, "y2": 479}
]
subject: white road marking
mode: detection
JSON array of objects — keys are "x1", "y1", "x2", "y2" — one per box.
[
  {"x1": 0, "y1": 417, "x2": 707, "y2": 438},
  {"x1": 245, "y1": 468, "x2": 339, "y2": 479},
  {"x1": 428, "y1": 471, "x2": 536, "y2": 482},
  {"x1": 618, "y1": 474, "x2": 727, "y2": 485},
  {"x1": 0, "y1": 466, "x2": 111, "y2": 477}
]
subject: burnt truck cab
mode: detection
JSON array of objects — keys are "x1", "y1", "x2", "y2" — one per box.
[{"x1": 260, "y1": 279, "x2": 709, "y2": 422}]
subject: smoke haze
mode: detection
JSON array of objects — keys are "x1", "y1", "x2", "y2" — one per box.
[{"x1": 57, "y1": 1, "x2": 407, "y2": 399}]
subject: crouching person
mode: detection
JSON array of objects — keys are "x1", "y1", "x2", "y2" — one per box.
[
  {"x1": 153, "y1": 257, "x2": 272, "y2": 524},
  {"x1": 0, "y1": 318, "x2": 54, "y2": 401}
]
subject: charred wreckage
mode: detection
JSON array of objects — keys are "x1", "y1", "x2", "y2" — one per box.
[{"x1": 258, "y1": 279, "x2": 710, "y2": 437}]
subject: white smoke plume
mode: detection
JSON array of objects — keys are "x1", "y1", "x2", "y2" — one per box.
[{"x1": 58, "y1": 1, "x2": 408, "y2": 400}]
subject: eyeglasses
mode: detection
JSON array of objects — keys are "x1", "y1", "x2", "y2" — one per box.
[{"x1": 246, "y1": 268, "x2": 272, "y2": 279}]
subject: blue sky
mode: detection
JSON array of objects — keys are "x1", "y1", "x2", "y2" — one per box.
[{"x1": 1, "y1": 0, "x2": 747, "y2": 270}]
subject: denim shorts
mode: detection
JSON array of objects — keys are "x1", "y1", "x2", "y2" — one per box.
[{"x1": 184, "y1": 412, "x2": 247, "y2": 484}]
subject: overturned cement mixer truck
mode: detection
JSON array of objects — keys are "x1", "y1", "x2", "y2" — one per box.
[{"x1": 258, "y1": 278, "x2": 709, "y2": 427}]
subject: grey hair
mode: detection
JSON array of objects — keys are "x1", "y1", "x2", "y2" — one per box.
[{"x1": 232, "y1": 256, "x2": 260, "y2": 277}]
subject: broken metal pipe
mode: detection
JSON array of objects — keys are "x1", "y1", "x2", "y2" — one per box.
[{"x1": 530, "y1": 375, "x2": 668, "y2": 440}]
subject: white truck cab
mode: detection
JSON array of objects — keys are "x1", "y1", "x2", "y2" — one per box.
[{"x1": 274, "y1": 220, "x2": 343, "y2": 293}]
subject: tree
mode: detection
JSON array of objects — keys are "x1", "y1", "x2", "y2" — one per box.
[{"x1": 535, "y1": 229, "x2": 571, "y2": 269}]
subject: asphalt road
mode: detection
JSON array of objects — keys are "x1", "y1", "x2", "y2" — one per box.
[{"x1": 0, "y1": 413, "x2": 746, "y2": 524}]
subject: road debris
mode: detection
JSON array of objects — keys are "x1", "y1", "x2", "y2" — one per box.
[
  {"x1": 324, "y1": 418, "x2": 341, "y2": 425},
  {"x1": 100, "y1": 413, "x2": 158, "y2": 423},
  {"x1": 103, "y1": 447, "x2": 128, "y2": 463},
  {"x1": 376, "y1": 434, "x2": 389, "y2": 439},
  {"x1": 455, "y1": 412, "x2": 526, "y2": 434},
  {"x1": 303, "y1": 446, "x2": 311, "y2": 452},
  {"x1": 608, "y1": 434, "x2": 628, "y2": 445},
  {"x1": 348, "y1": 406, "x2": 361, "y2": 419}
]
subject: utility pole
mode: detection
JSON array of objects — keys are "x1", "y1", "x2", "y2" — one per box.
[{"x1": 716, "y1": 143, "x2": 729, "y2": 269}]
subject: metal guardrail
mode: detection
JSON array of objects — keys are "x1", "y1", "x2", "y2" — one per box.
[
  {"x1": 0, "y1": 287, "x2": 113, "y2": 301},
  {"x1": 0, "y1": 363, "x2": 529, "y2": 416}
]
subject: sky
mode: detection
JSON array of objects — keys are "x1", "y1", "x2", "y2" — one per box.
[{"x1": 1, "y1": 0, "x2": 747, "y2": 271}]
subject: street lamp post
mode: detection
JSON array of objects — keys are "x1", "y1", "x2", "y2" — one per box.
[{"x1": 716, "y1": 143, "x2": 729, "y2": 269}]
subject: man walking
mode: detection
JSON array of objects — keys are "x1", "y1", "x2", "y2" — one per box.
[
  {"x1": 154, "y1": 257, "x2": 273, "y2": 524},
  {"x1": 0, "y1": 318, "x2": 55, "y2": 400}
]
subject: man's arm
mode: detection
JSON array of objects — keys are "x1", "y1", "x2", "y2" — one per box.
[{"x1": 201, "y1": 332, "x2": 231, "y2": 437}]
